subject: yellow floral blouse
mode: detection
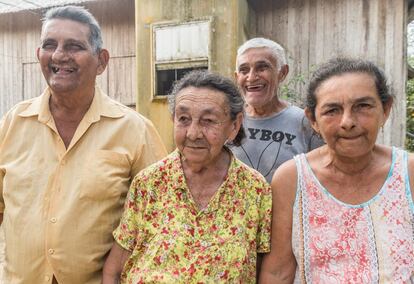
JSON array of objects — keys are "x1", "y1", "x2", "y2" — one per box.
[{"x1": 113, "y1": 149, "x2": 272, "y2": 283}]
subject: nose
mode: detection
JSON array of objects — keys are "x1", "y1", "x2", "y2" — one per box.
[
  {"x1": 51, "y1": 47, "x2": 69, "y2": 62},
  {"x1": 246, "y1": 69, "x2": 258, "y2": 81},
  {"x1": 340, "y1": 109, "x2": 356, "y2": 130},
  {"x1": 186, "y1": 120, "x2": 203, "y2": 140}
]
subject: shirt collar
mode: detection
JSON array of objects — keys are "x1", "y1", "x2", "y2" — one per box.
[
  {"x1": 170, "y1": 148, "x2": 238, "y2": 213},
  {"x1": 18, "y1": 86, "x2": 125, "y2": 123}
]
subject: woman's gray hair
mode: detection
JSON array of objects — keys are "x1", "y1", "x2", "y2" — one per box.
[
  {"x1": 236, "y1": 37, "x2": 287, "y2": 71},
  {"x1": 168, "y1": 70, "x2": 246, "y2": 146},
  {"x1": 306, "y1": 57, "x2": 394, "y2": 120},
  {"x1": 41, "y1": 5, "x2": 103, "y2": 53}
]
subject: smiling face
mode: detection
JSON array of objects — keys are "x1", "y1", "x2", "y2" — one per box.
[
  {"x1": 235, "y1": 47, "x2": 287, "y2": 115},
  {"x1": 309, "y1": 72, "x2": 392, "y2": 158},
  {"x1": 174, "y1": 87, "x2": 241, "y2": 167},
  {"x1": 37, "y1": 19, "x2": 107, "y2": 96}
]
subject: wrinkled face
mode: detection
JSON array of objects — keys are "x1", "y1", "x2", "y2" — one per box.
[
  {"x1": 235, "y1": 47, "x2": 284, "y2": 109},
  {"x1": 309, "y1": 72, "x2": 391, "y2": 158},
  {"x1": 37, "y1": 19, "x2": 105, "y2": 95},
  {"x1": 174, "y1": 87, "x2": 241, "y2": 166}
]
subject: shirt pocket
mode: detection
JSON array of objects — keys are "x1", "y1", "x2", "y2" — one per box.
[{"x1": 79, "y1": 150, "x2": 131, "y2": 200}]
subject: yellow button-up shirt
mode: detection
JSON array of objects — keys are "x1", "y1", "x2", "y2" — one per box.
[{"x1": 0, "y1": 87, "x2": 167, "y2": 284}]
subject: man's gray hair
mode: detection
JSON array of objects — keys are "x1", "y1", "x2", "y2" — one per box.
[
  {"x1": 41, "y1": 5, "x2": 103, "y2": 53},
  {"x1": 236, "y1": 37, "x2": 287, "y2": 71}
]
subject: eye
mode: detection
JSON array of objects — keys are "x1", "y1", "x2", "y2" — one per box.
[
  {"x1": 41, "y1": 42, "x2": 56, "y2": 50},
  {"x1": 256, "y1": 63, "x2": 272, "y2": 73},
  {"x1": 199, "y1": 118, "x2": 216, "y2": 127},
  {"x1": 354, "y1": 103, "x2": 373, "y2": 112},
  {"x1": 176, "y1": 115, "x2": 191, "y2": 125},
  {"x1": 66, "y1": 43, "x2": 85, "y2": 51},
  {"x1": 238, "y1": 67, "x2": 249, "y2": 75},
  {"x1": 323, "y1": 108, "x2": 340, "y2": 116}
]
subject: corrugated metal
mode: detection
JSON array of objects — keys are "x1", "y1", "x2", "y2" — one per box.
[{"x1": 0, "y1": 0, "x2": 96, "y2": 14}]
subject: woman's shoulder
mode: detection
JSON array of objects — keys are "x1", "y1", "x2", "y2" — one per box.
[
  {"x1": 271, "y1": 159, "x2": 298, "y2": 192},
  {"x1": 133, "y1": 151, "x2": 179, "y2": 183},
  {"x1": 233, "y1": 157, "x2": 269, "y2": 185},
  {"x1": 407, "y1": 151, "x2": 414, "y2": 178}
]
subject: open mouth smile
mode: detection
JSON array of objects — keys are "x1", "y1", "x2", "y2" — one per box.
[
  {"x1": 51, "y1": 65, "x2": 76, "y2": 74},
  {"x1": 245, "y1": 84, "x2": 265, "y2": 92}
]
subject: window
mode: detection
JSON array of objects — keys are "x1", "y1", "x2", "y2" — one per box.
[{"x1": 152, "y1": 19, "x2": 211, "y2": 98}]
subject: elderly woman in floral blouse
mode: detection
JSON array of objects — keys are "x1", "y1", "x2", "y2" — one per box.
[{"x1": 102, "y1": 70, "x2": 272, "y2": 283}]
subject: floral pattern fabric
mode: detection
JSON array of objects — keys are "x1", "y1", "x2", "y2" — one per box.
[
  {"x1": 113, "y1": 149, "x2": 272, "y2": 284},
  {"x1": 292, "y1": 147, "x2": 414, "y2": 283}
]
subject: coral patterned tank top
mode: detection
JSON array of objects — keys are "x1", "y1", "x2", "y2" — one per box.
[{"x1": 292, "y1": 147, "x2": 414, "y2": 283}]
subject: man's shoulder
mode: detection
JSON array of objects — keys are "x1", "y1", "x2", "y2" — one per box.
[
  {"x1": 2, "y1": 97, "x2": 40, "y2": 121},
  {"x1": 284, "y1": 104, "x2": 305, "y2": 117},
  {"x1": 102, "y1": 96, "x2": 154, "y2": 126}
]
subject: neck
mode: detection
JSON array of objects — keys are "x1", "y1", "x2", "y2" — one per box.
[
  {"x1": 49, "y1": 88, "x2": 95, "y2": 121},
  {"x1": 246, "y1": 96, "x2": 287, "y2": 118},
  {"x1": 182, "y1": 149, "x2": 230, "y2": 176},
  {"x1": 325, "y1": 147, "x2": 376, "y2": 176}
]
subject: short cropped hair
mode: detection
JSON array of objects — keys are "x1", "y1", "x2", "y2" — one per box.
[
  {"x1": 236, "y1": 37, "x2": 287, "y2": 71},
  {"x1": 42, "y1": 5, "x2": 103, "y2": 53},
  {"x1": 168, "y1": 70, "x2": 246, "y2": 146}
]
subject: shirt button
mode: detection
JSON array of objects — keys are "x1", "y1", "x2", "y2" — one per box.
[
  {"x1": 45, "y1": 275, "x2": 50, "y2": 281},
  {"x1": 48, "y1": 248, "x2": 54, "y2": 255},
  {"x1": 50, "y1": 217, "x2": 57, "y2": 223}
]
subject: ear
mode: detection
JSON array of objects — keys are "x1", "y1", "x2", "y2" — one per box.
[
  {"x1": 96, "y1": 49, "x2": 110, "y2": 75},
  {"x1": 36, "y1": 47, "x2": 40, "y2": 61},
  {"x1": 278, "y1": 64, "x2": 289, "y2": 82},
  {"x1": 228, "y1": 112, "x2": 243, "y2": 141},
  {"x1": 305, "y1": 107, "x2": 320, "y2": 134},
  {"x1": 234, "y1": 70, "x2": 240, "y2": 81},
  {"x1": 382, "y1": 97, "x2": 393, "y2": 124}
]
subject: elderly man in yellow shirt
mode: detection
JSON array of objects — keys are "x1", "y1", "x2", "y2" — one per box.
[{"x1": 0, "y1": 5, "x2": 166, "y2": 284}]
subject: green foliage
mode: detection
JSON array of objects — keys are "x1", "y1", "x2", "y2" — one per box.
[
  {"x1": 280, "y1": 73, "x2": 307, "y2": 106},
  {"x1": 407, "y1": 77, "x2": 414, "y2": 152}
]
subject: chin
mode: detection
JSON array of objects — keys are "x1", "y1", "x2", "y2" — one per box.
[{"x1": 48, "y1": 83, "x2": 78, "y2": 94}]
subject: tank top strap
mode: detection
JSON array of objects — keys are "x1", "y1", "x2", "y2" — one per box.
[{"x1": 392, "y1": 146, "x2": 414, "y2": 214}]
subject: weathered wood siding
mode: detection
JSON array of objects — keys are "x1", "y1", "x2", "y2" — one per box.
[
  {"x1": 248, "y1": 0, "x2": 407, "y2": 147},
  {"x1": 0, "y1": 0, "x2": 136, "y2": 117}
]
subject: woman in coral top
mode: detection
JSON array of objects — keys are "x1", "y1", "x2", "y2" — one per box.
[{"x1": 260, "y1": 58, "x2": 414, "y2": 283}]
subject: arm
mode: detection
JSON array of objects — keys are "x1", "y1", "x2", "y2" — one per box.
[
  {"x1": 0, "y1": 115, "x2": 6, "y2": 224},
  {"x1": 259, "y1": 160, "x2": 298, "y2": 284},
  {"x1": 256, "y1": 253, "x2": 264, "y2": 280},
  {"x1": 102, "y1": 242, "x2": 131, "y2": 284},
  {"x1": 408, "y1": 153, "x2": 414, "y2": 203}
]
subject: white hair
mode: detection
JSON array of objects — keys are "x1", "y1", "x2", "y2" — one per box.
[{"x1": 236, "y1": 37, "x2": 287, "y2": 71}]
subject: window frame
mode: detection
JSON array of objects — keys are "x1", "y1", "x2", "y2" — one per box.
[{"x1": 150, "y1": 18, "x2": 213, "y2": 100}]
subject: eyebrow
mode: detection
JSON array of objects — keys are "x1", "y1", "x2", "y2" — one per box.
[
  {"x1": 239, "y1": 60, "x2": 271, "y2": 68},
  {"x1": 41, "y1": 38, "x2": 87, "y2": 45},
  {"x1": 320, "y1": 96, "x2": 377, "y2": 108},
  {"x1": 175, "y1": 106, "x2": 224, "y2": 116},
  {"x1": 353, "y1": 96, "x2": 377, "y2": 104}
]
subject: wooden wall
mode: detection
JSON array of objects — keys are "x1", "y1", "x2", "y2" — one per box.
[
  {"x1": 0, "y1": 0, "x2": 136, "y2": 117},
  {"x1": 248, "y1": 0, "x2": 408, "y2": 147}
]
